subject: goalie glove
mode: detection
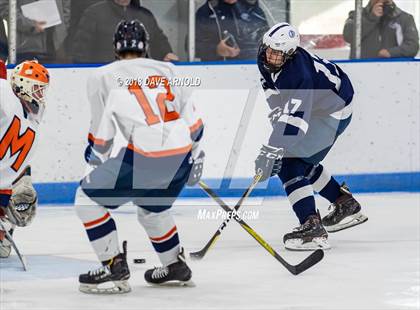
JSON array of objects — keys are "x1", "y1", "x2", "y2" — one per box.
[
  {"x1": 7, "y1": 175, "x2": 37, "y2": 227},
  {"x1": 254, "y1": 145, "x2": 284, "y2": 182}
]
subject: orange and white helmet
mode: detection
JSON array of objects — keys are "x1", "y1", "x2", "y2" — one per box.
[{"x1": 10, "y1": 60, "x2": 50, "y2": 114}]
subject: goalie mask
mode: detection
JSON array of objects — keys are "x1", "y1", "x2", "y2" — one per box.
[
  {"x1": 258, "y1": 23, "x2": 300, "y2": 73},
  {"x1": 10, "y1": 60, "x2": 50, "y2": 115}
]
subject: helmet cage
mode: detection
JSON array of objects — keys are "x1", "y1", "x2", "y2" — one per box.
[
  {"x1": 15, "y1": 80, "x2": 48, "y2": 114},
  {"x1": 11, "y1": 61, "x2": 49, "y2": 115},
  {"x1": 259, "y1": 43, "x2": 296, "y2": 73}
]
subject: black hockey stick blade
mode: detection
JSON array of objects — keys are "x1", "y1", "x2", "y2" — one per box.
[
  {"x1": 280, "y1": 249, "x2": 324, "y2": 275},
  {"x1": 189, "y1": 233, "x2": 221, "y2": 260},
  {"x1": 234, "y1": 212, "x2": 324, "y2": 275},
  {"x1": 195, "y1": 182, "x2": 324, "y2": 275}
]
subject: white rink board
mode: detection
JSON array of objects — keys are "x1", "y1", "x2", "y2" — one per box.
[{"x1": 18, "y1": 61, "x2": 419, "y2": 183}]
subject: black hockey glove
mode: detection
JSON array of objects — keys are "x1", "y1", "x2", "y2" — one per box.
[
  {"x1": 254, "y1": 145, "x2": 283, "y2": 182},
  {"x1": 187, "y1": 150, "x2": 205, "y2": 186}
]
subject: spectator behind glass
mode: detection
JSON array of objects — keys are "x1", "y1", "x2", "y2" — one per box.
[
  {"x1": 72, "y1": 0, "x2": 178, "y2": 63},
  {"x1": 195, "y1": 0, "x2": 269, "y2": 61},
  {"x1": 65, "y1": 0, "x2": 103, "y2": 53},
  {"x1": 0, "y1": 17, "x2": 7, "y2": 61},
  {"x1": 0, "y1": 0, "x2": 70, "y2": 64},
  {"x1": 343, "y1": 0, "x2": 419, "y2": 59}
]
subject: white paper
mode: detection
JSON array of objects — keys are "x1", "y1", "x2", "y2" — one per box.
[{"x1": 21, "y1": 0, "x2": 62, "y2": 29}]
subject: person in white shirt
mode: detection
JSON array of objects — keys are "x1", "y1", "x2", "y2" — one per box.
[{"x1": 75, "y1": 20, "x2": 204, "y2": 294}]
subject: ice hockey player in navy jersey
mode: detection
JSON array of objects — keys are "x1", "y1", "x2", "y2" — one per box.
[
  {"x1": 254, "y1": 23, "x2": 368, "y2": 251},
  {"x1": 74, "y1": 20, "x2": 204, "y2": 293}
]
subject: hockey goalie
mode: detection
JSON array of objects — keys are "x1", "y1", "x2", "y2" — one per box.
[{"x1": 0, "y1": 60, "x2": 50, "y2": 258}]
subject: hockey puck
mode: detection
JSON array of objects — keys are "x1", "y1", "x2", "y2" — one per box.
[{"x1": 133, "y1": 258, "x2": 146, "y2": 264}]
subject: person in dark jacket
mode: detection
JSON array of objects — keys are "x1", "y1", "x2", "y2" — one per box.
[
  {"x1": 72, "y1": 0, "x2": 177, "y2": 63},
  {"x1": 196, "y1": 0, "x2": 269, "y2": 61},
  {"x1": 343, "y1": 0, "x2": 419, "y2": 59},
  {"x1": 0, "y1": 17, "x2": 7, "y2": 61},
  {"x1": 0, "y1": 0, "x2": 71, "y2": 64}
]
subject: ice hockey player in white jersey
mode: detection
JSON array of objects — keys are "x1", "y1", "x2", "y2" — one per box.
[
  {"x1": 0, "y1": 60, "x2": 50, "y2": 257},
  {"x1": 75, "y1": 20, "x2": 204, "y2": 294},
  {"x1": 254, "y1": 23, "x2": 368, "y2": 251}
]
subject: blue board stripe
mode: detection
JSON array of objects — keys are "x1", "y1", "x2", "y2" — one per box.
[
  {"x1": 34, "y1": 172, "x2": 420, "y2": 205},
  {"x1": 6, "y1": 58, "x2": 419, "y2": 69}
]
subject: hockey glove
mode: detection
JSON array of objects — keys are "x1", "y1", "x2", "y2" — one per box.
[
  {"x1": 8, "y1": 175, "x2": 37, "y2": 227},
  {"x1": 254, "y1": 145, "x2": 283, "y2": 182},
  {"x1": 187, "y1": 150, "x2": 205, "y2": 186},
  {"x1": 84, "y1": 145, "x2": 103, "y2": 166}
]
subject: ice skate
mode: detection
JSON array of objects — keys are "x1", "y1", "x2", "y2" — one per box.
[
  {"x1": 79, "y1": 241, "x2": 130, "y2": 294},
  {"x1": 284, "y1": 212, "x2": 330, "y2": 251},
  {"x1": 144, "y1": 248, "x2": 193, "y2": 286},
  {"x1": 322, "y1": 183, "x2": 368, "y2": 233}
]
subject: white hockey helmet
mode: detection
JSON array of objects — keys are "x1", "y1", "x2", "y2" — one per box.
[
  {"x1": 10, "y1": 60, "x2": 50, "y2": 115},
  {"x1": 258, "y1": 23, "x2": 300, "y2": 72}
]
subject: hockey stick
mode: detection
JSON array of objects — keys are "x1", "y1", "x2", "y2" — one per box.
[
  {"x1": 195, "y1": 181, "x2": 324, "y2": 275},
  {"x1": 0, "y1": 220, "x2": 27, "y2": 271},
  {"x1": 190, "y1": 173, "x2": 262, "y2": 260}
]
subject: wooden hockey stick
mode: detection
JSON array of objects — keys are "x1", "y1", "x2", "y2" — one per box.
[
  {"x1": 0, "y1": 220, "x2": 27, "y2": 271},
  {"x1": 190, "y1": 173, "x2": 262, "y2": 260},
  {"x1": 192, "y1": 180, "x2": 324, "y2": 275}
]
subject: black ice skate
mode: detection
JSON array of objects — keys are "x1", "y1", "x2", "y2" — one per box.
[
  {"x1": 284, "y1": 212, "x2": 330, "y2": 251},
  {"x1": 144, "y1": 248, "x2": 193, "y2": 286},
  {"x1": 79, "y1": 241, "x2": 131, "y2": 294},
  {"x1": 322, "y1": 183, "x2": 368, "y2": 233}
]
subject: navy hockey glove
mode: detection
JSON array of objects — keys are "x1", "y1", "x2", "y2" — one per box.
[
  {"x1": 255, "y1": 145, "x2": 283, "y2": 182},
  {"x1": 84, "y1": 145, "x2": 103, "y2": 166},
  {"x1": 187, "y1": 150, "x2": 205, "y2": 186}
]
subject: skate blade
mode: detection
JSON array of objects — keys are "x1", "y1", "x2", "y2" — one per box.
[
  {"x1": 326, "y1": 212, "x2": 368, "y2": 233},
  {"x1": 147, "y1": 279, "x2": 195, "y2": 288},
  {"x1": 79, "y1": 280, "x2": 131, "y2": 294},
  {"x1": 285, "y1": 237, "x2": 331, "y2": 251}
]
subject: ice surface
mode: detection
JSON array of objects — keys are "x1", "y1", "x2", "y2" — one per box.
[{"x1": 1, "y1": 193, "x2": 419, "y2": 310}]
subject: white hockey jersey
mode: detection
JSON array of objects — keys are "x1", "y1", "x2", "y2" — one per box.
[
  {"x1": 86, "y1": 58, "x2": 203, "y2": 160},
  {"x1": 0, "y1": 79, "x2": 40, "y2": 205}
]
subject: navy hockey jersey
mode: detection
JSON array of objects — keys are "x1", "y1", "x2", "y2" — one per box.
[{"x1": 258, "y1": 47, "x2": 354, "y2": 149}]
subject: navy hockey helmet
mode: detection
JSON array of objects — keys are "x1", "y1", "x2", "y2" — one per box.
[{"x1": 113, "y1": 20, "x2": 149, "y2": 56}]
